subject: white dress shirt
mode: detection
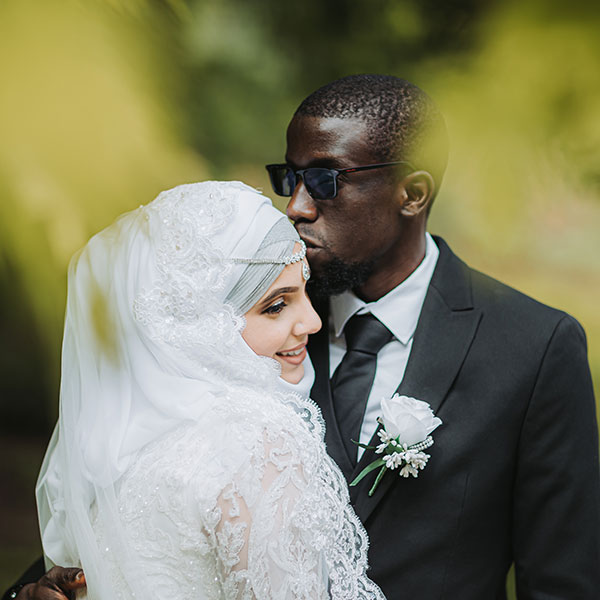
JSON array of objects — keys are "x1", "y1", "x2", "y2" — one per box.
[{"x1": 329, "y1": 233, "x2": 439, "y2": 460}]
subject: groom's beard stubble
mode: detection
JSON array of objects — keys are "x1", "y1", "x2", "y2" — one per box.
[{"x1": 306, "y1": 255, "x2": 376, "y2": 299}]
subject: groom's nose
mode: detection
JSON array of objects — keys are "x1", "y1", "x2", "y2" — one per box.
[{"x1": 286, "y1": 182, "x2": 317, "y2": 223}]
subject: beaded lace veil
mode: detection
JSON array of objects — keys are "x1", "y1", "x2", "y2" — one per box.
[{"x1": 36, "y1": 182, "x2": 384, "y2": 600}]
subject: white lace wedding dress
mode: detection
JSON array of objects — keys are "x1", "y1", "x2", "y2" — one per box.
[
  {"x1": 92, "y1": 387, "x2": 382, "y2": 599},
  {"x1": 36, "y1": 182, "x2": 385, "y2": 599}
]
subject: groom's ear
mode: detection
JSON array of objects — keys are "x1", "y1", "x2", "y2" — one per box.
[{"x1": 396, "y1": 170, "x2": 435, "y2": 218}]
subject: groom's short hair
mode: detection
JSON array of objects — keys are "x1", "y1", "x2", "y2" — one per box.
[{"x1": 295, "y1": 74, "x2": 448, "y2": 195}]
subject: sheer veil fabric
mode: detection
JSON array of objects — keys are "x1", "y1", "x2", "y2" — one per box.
[{"x1": 36, "y1": 182, "x2": 384, "y2": 599}]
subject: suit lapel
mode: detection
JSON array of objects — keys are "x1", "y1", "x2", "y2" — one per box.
[
  {"x1": 308, "y1": 297, "x2": 356, "y2": 478},
  {"x1": 350, "y1": 237, "x2": 482, "y2": 522}
]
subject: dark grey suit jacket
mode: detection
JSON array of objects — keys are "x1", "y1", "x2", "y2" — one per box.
[{"x1": 308, "y1": 236, "x2": 600, "y2": 599}]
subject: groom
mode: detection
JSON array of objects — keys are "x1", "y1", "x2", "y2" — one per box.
[
  {"x1": 275, "y1": 74, "x2": 600, "y2": 598},
  {"x1": 5, "y1": 74, "x2": 600, "y2": 599}
]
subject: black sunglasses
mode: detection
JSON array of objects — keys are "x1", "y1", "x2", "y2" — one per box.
[{"x1": 265, "y1": 161, "x2": 414, "y2": 200}]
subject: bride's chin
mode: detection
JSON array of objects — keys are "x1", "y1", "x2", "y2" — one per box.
[{"x1": 280, "y1": 364, "x2": 304, "y2": 385}]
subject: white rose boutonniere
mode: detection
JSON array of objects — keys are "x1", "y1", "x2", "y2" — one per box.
[{"x1": 350, "y1": 394, "x2": 442, "y2": 496}]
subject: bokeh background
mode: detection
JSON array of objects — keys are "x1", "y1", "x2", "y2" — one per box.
[{"x1": 1, "y1": 0, "x2": 599, "y2": 596}]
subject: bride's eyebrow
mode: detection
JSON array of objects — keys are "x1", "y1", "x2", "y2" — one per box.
[{"x1": 258, "y1": 286, "x2": 298, "y2": 307}]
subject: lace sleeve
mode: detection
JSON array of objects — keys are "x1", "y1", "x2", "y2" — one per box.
[
  {"x1": 203, "y1": 432, "x2": 326, "y2": 599},
  {"x1": 202, "y1": 424, "x2": 385, "y2": 600},
  {"x1": 86, "y1": 396, "x2": 384, "y2": 599}
]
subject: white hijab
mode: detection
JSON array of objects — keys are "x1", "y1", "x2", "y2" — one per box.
[{"x1": 36, "y1": 181, "x2": 315, "y2": 584}]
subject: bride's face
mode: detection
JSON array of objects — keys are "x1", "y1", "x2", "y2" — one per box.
[{"x1": 242, "y1": 244, "x2": 321, "y2": 384}]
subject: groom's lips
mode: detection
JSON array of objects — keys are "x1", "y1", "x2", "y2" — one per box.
[
  {"x1": 299, "y1": 236, "x2": 321, "y2": 255},
  {"x1": 296, "y1": 231, "x2": 326, "y2": 262},
  {"x1": 296, "y1": 231, "x2": 320, "y2": 249}
]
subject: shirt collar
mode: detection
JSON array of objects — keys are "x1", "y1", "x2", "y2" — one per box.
[{"x1": 330, "y1": 233, "x2": 439, "y2": 345}]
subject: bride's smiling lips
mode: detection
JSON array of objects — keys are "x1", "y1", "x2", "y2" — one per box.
[{"x1": 276, "y1": 342, "x2": 308, "y2": 365}]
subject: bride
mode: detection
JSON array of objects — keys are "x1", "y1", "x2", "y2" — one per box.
[{"x1": 35, "y1": 181, "x2": 385, "y2": 599}]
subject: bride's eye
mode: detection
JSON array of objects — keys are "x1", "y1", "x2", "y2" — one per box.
[{"x1": 263, "y1": 299, "x2": 287, "y2": 315}]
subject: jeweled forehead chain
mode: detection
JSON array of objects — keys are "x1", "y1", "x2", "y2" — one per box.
[{"x1": 230, "y1": 239, "x2": 310, "y2": 281}]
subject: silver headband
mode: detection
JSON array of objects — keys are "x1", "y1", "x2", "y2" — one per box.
[{"x1": 224, "y1": 218, "x2": 309, "y2": 315}]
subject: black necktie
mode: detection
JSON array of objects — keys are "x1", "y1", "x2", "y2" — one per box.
[{"x1": 330, "y1": 313, "x2": 394, "y2": 466}]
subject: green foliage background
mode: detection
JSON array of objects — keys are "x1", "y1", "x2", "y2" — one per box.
[{"x1": 1, "y1": 0, "x2": 599, "y2": 596}]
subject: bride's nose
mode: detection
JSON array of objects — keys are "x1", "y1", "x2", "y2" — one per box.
[{"x1": 293, "y1": 298, "x2": 321, "y2": 337}]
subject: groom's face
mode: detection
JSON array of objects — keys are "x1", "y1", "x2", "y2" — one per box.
[{"x1": 285, "y1": 115, "x2": 403, "y2": 296}]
